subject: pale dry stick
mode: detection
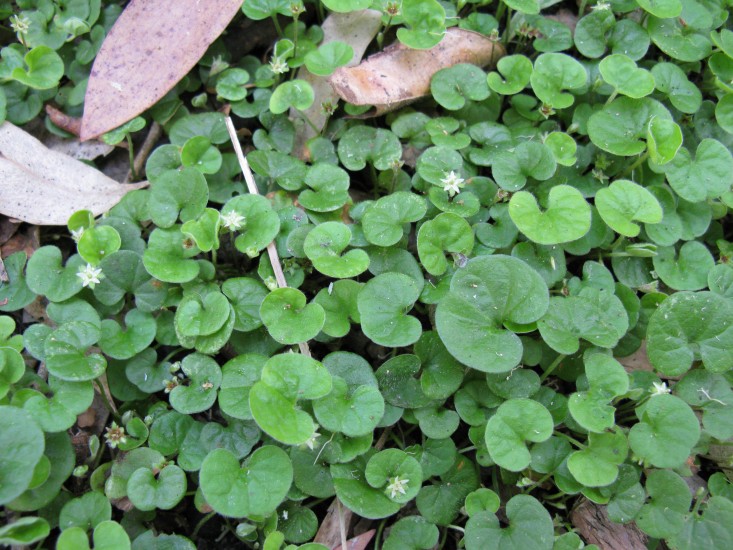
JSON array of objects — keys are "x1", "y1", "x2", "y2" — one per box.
[
  {"x1": 336, "y1": 498, "x2": 349, "y2": 550},
  {"x1": 225, "y1": 117, "x2": 312, "y2": 358}
]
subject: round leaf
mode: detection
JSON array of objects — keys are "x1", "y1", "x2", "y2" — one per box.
[
  {"x1": 357, "y1": 273, "x2": 422, "y2": 348},
  {"x1": 595, "y1": 180, "x2": 662, "y2": 237},
  {"x1": 509, "y1": 185, "x2": 590, "y2": 245},
  {"x1": 260, "y1": 287, "x2": 325, "y2": 345},
  {"x1": 304, "y1": 222, "x2": 370, "y2": 278},
  {"x1": 485, "y1": 399, "x2": 553, "y2": 471}
]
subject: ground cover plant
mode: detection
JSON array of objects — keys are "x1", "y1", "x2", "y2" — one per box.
[{"x1": 2, "y1": 0, "x2": 733, "y2": 548}]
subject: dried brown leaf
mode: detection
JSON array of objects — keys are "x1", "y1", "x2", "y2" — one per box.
[
  {"x1": 328, "y1": 28, "x2": 505, "y2": 116},
  {"x1": 292, "y1": 9, "x2": 383, "y2": 159},
  {"x1": 0, "y1": 122, "x2": 148, "y2": 225},
  {"x1": 314, "y1": 498, "x2": 354, "y2": 549},
  {"x1": 617, "y1": 341, "x2": 653, "y2": 373},
  {"x1": 571, "y1": 499, "x2": 648, "y2": 550},
  {"x1": 335, "y1": 529, "x2": 375, "y2": 550},
  {"x1": 46, "y1": 104, "x2": 82, "y2": 136},
  {"x1": 80, "y1": 0, "x2": 243, "y2": 140}
]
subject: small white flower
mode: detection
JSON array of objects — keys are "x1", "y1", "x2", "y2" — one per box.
[
  {"x1": 220, "y1": 210, "x2": 245, "y2": 231},
  {"x1": 269, "y1": 56, "x2": 289, "y2": 75},
  {"x1": 77, "y1": 264, "x2": 103, "y2": 288},
  {"x1": 387, "y1": 475, "x2": 409, "y2": 499},
  {"x1": 651, "y1": 381, "x2": 671, "y2": 395},
  {"x1": 304, "y1": 428, "x2": 321, "y2": 451},
  {"x1": 10, "y1": 14, "x2": 30, "y2": 35},
  {"x1": 71, "y1": 227, "x2": 85, "y2": 242},
  {"x1": 282, "y1": 510, "x2": 289, "y2": 521},
  {"x1": 441, "y1": 170, "x2": 465, "y2": 197},
  {"x1": 591, "y1": 1, "x2": 611, "y2": 10}
]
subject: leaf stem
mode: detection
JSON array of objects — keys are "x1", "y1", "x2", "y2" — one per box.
[
  {"x1": 622, "y1": 152, "x2": 649, "y2": 178},
  {"x1": 540, "y1": 354, "x2": 567, "y2": 382},
  {"x1": 553, "y1": 430, "x2": 586, "y2": 449},
  {"x1": 191, "y1": 511, "x2": 216, "y2": 539},
  {"x1": 126, "y1": 133, "x2": 137, "y2": 182},
  {"x1": 271, "y1": 14, "x2": 283, "y2": 37},
  {"x1": 94, "y1": 379, "x2": 121, "y2": 423}
]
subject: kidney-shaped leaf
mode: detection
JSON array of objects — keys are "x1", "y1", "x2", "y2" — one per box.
[
  {"x1": 260, "y1": 288, "x2": 325, "y2": 345},
  {"x1": 595, "y1": 179, "x2": 662, "y2": 237},
  {"x1": 357, "y1": 273, "x2": 422, "y2": 348},
  {"x1": 485, "y1": 399, "x2": 553, "y2": 472},
  {"x1": 647, "y1": 291, "x2": 733, "y2": 376},
  {"x1": 464, "y1": 494, "x2": 553, "y2": 550},
  {"x1": 199, "y1": 446, "x2": 292, "y2": 518},
  {"x1": 509, "y1": 185, "x2": 591, "y2": 245},
  {"x1": 436, "y1": 256, "x2": 549, "y2": 373},
  {"x1": 304, "y1": 222, "x2": 370, "y2": 278}
]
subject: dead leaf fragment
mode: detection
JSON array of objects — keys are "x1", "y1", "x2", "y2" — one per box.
[
  {"x1": 80, "y1": 0, "x2": 243, "y2": 140},
  {"x1": 0, "y1": 122, "x2": 148, "y2": 225},
  {"x1": 328, "y1": 28, "x2": 505, "y2": 116}
]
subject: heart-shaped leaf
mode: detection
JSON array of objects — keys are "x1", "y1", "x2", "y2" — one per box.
[
  {"x1": 568, "y1": 352, "x2": 629, "y2": 433},
  {"x1": 464, "y1": 494, "x2": 553, "y2": 550},
  {"x1": 530, "y1": 53, "x2": 587, "y2": 109},
  {"x1": 45, "y1": 322, "x2": 106, "y2": 382},
  {"x1": 77, "y1": 225, "x2": 122, "y2": 266},
  {"x1": 417, "y1": 213, "x2": 474, "y2": 276},
  {"x1": 127, "y1": 465, "x2": 187, "y2": 512},
  {"x1": 509, "y1": 185, "x2": 591, "y2": 245},
  {"x1": 260, "y1": 287, "x2": 325, "y2": 345},
  {"x1": 56, "y1": 521, "x2": 130, "y2": 550},
  {"x1": 181, "y1": 208, "x2": 220, "y2": 252},
  {"x1": 487, "y1": 55, "x2": 532, "y2": 95},
  {"x1": 250, "y1": 353, "x2": 332, "y2": 445},
  {"x1": 646, "y1": 117, "x2": 682, "y2": 165},
  {"x1": 431, "y1": 63, "x2": 490, "y2": 110},
  {"x1": 635, "y1": 469, "x2": 691, "y2": 539},
  {"x1": 221, "y1": 194, "x2": 280, "y2": 258},
  {"x1": 0, "y1": 406, "x2": 45, "y2": 505},
  {"x1": 175, "y1": 291, "x2": 230, "y2": 338},
  {"x1": 599, "y1": 54, "x2": 655, "y2": 98},
  {"x1": 100, "y1": 309, "x2": 156, "y2": 360},
  {"x1": 270, "y1": 80, "x2": 315, "y2": 114},
  {"x1": 168, "y1": 354, "x2": 222, "y2": 414},
  {"x1": 647, "y1": 291, "x2": 733, "y2": 376},
  {"x1": 313, "y1": 377, "x2": 384, "y2": 437},
  {"x1": 492, "y1": 141, "x2": 557, "y2": 191},
  {"x1": 199, "y1": 446, "x2": 292, "y2": 518},
  {"x1": 662, "y1": 139, "x2": 733, "y2": 202},
  {"x1": 313, "y1": 280, "x2": 362, "y2": 338},
  {"x1": 485, "y1": 399, "x2": 553, "y2": 471},
  {"x1": 142, "y1": 226, "x2": 200, "y2": 284},
  {"x1": 595, "y1": 179, "x2": 663, "y2": 237},
  {"x1": 362, "y1": 192, "x2": 427, "y2": 247},
  {"x1": 567, "y1": 430, "x2": 627, "y2": 487},
  {"x1": 652, "y1": 241, "x2": 715, "y2": 291},
  {"x1": 304, "y1": 222, "x2": 370, "y2": 278},
  {"x1": 298, "y1": 164, "x2": 350, "y2": 213},
  {"x1": 26, "y1": 247, "x2": 85, "y2": 303}
]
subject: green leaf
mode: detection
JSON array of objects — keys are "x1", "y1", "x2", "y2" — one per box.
[
  {"x1": 168, "y1": 353, "x2": 222, "y2": 414},
  {"x1": 217, "y1": 354, "x2": 266, "y2": 420},
  {"x1": 270, "y1": 80, "x2": 314, "y2": 114},
  {"x1": 416, "y1": 455, "x2": 479, "y2": 525},
  {"x1": 11, "y1": 45, "x2": 63, "y2": 89},
  {"x1": 396, "y1": 0, "x2": 446, "y2": 50},
  {"x1": 304, "y1": 222, "x2": 369, "y2": 278},
  {"x1": 100, "y1": 309, "x2": 156, "y2": 360},
  {"x1": 652, "y1": 241, "x2": 715, "y2": 291},
  {"x1": 332, "y1": 456, "x2": 400, "y2": 519},
  {"x1": 143, "y1": 226, "x2": 200, "y2": 283},
  {"x1": 509, "y1": 185, "x2": 591, "y2": 245},
  {"x1": 544, "y1": 132, "x2": 577, "y2": 167},
  {"x1": 181, "y1": 208, "x2": 221, "y2": 252},
  {"x1": 651, "y1": 62, "x2": 702, "y2": 114},
  {"x1": 635, "y1": 469, "x2": 691, "y2": 539},
  {"x1": 127, "y1": 465, "x2": 187, "y2": 512},
  {"x1": 59, "y1": 491, "x2": 111, "y2": 531},
  {"x1": 45, "y1": 322, "x2": 106, "y2": 382},
  {"x1": 668, "y1": 496, "x2": 733, "y2": 550},
  {"x1": 148, "y1": 168, "x2": 208, "y2": 229},
  {"x1": 0, "y1": 406, "x2": 45, "y2": 505},
  {"x1": 646, "y1": 117, "x2": 682, "y2": 165},
  {"x1": 362, "y1": 192, "x2": 427, "y2": 246},
  {"x1": 530, "y1": 53, "x2": 587, "y2": 109},
  {"x1": 485, "y1": 399, "x2": 553, "y2": 471},
  {"x1": 0, "y1": 252, "x2": 36, "y2": 312},
  {"x1": 222, "y1": 278, "x2": 268, "y2": 332},
  {"x1": 431, "y1": 64, "x2": 490, "y2": 111},
  {"x1": 487, "y1": 55, "x2": 533, "y2": 95},
  {"x1": 221, "y1": 194, "x2": 280, "y2": 257},
  {"x1": 365, "y1": 448, "x2": 423, "y2": 503},
  {"x1": 647, "y1": 291, "x2": 733, "y2": 376},
  {"x1": 199, "y1": 446, "x2": 293, "y2": 518},
  {"x1": 56, "y1": 521, "x2": 130, "y2": 550},
  {"x1": 320, "y1": 0, "x2": 371, "y2": 12},
  {"x1": 567, "y1": 431, "x2": 627, "y2": 487},
  {"x1": 417, "y1": 213, "x2": 474, "y2": 276},
  {"x1": 648, "y1": 15, "x2": 711, "y2": 62},
  {"x1": 662, "y1": 140, "x2": 733, "y2": 202},
  {"x1": 241, "y1": 0, "x2": 291, "y2": 19},
  {"x1": 629, "y1": 394, "x2": 700, "y2": 468},
  {"x1": 595, "y1": 180, "x2": 663, "y2": 237},
  {"x1": 599, "y1": 54, "x2": 655, "y2": 98},
  {"x1": 636, "y1": 0, "x2": 682, "y2": 18},
  {"x1": 313, "y1": 377, "x2": 384, "y2": 437},
  {"x1": 260, "y1": 287, "x2": 325, "y2": 345},
  {"x1": 304, "y1": 41, "x2": 353, "y2": 76},
  {"x1": 26, "y1": 247, "x2": 84, "y2": 302},
  {"x1": 383, "y1": 516, "x2": 439, "y2": 550},
  {"x1": 0, "y1": 517, "x2": 50, "y2": 546},
  {"x1": 464, "y1": 495, "x2": 553, "y2": 550},
  {"x1": 77, "y1": 225, "x2": 122, "y2": 266},
  {"x1": 175, "y1": 291, "x2": 230, "y2": 338},
  {"x1": 568, "y1": 353, "x2": 629, "y2": 433},
  {"x1": 375, "y1": 355, "x2": 432, "y2": 409},
  {"x1": 298, "y1": 164, "x2": 350, "y2": 212},
  {"x1": 503, "y1": 0, "x2": 539, "y2": 14},
  {"x1": 358, "y1": 273, "x2": 422, "y2": 348},
  {"x1": 338, "y1": 126, "x2": 402, "y2": 171},
  {"x1": 436, "y1": 256, "x2": 549, "y2": 373},
  {"x1": 492, "y1": 141, "x2": 556, "y2": 191},
  {"x1": 250, "y1": 353, "x2": 331, "y2": 445},
  {"x1": 313, "y1": 280, "x2": 362, "y2": 338},
  {"x1": 21, "y1": 376, "x2": 94, "y2": 432},
  {"x1": 588, "y1": 97, "x2": 672, "y2": 156}
]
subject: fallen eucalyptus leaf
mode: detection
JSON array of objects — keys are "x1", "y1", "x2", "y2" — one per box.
[
  {"x1": 80, "y1": 0, "x2": 243, "y2": 140},
  {"x1": 328, "y1": 28, "x2": 504, "y2": 116},
  {"x1": 0, "y1": 123, "x2": 147, "y2": 225}
]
